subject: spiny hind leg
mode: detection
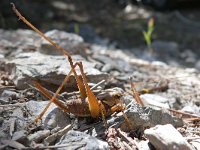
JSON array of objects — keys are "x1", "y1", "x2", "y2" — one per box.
[
  {"x1": 31, "y1": 61, "x2": 101, "y2": 126},
  {"x1": 32, "y1": 81, "x2": 68, "y2": 111},
  {"x1": 30, "y1": 63, "x2": 80, "y2": 126},
  {"x1": 76, "y1": 63, "x2": 131, "y2": 128},
  {"x1": 77, "y1": 62, "x2": 100, "y2": 118}
]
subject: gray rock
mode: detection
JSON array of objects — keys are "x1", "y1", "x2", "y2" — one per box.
[
  {"x1": 181, "y1": 103, "x2": 200, "y2": 116},
  {"x1": 56, "y1": 130, "x2": 108, "y2": 150},
  {"x1": 39, "y1": 30, "x2": 84, "y2": 55},
  {"x1": 0, "y1": 54, "x2": 4, "y2": 59},
  {"x1": 120, "y1": 93, "x2": 133, "y2": 105},
  {"x1": 151, "y1": 61, "x2": 167, "y2": 66},
  {"x1": 120, "y1": 101, "x2": 183, "y2": 131},
  {"x1": 0, "y1": 97, "x2": 9, "y2": 104},
  {"x1": 0, "y1": 29, "x2": 40, "y2": 57},
  {"x1": 181, "y1": 50, "x2": 196, "y2": 59},
  {"x1": 6, "y1": 52, "x2": 108, "y2": 89},
  {"x1": 44, "y1": 125, "x2": 72, "y2": 145},
  {"x1": 138, "y1": 140, "x2": 152, "y2": 150},
  {"x1": 93, "y1": 55, "x2": 113, "y2": 64},
  {"x1": 93, "y1": 54, "x2": 132, "y2": 73},
  {"x1": 0, "y1": 90, "x2": 19, "y2": 104},
  {"x1": 140, "y1": 94, "x2": 170, "y2": 109},
  {"x1": 44, "y1": 108, "x2": 71, "y2": 129},
  {"x1": 144, "y1": 124, "x2": 193, "y2": 150},
  {"x1": 102, "y1": 64, "x2": 115, "y2": 72},
  {"x1": 166, "y1": 60, "x2": 180, "y2": 67},
  {"x1": 0, "y1": 29, "x2": 40, "y2": 47},
  {"x1": 28, "y1": 130, "x2": 50, "y2": 143},
  {"x1": 190, "y1": 139, "x2": 200, "y2": 150},
  {"x1": 12, "y1": 130, "x2": 29, "y2": 145},
  {"x1": 0, "y1": 117, "x2": 3, "y2": 125},
  {"x1": 181, "y1": 50, "x2": 197, "y2": 64},
  {"x1": 195, "y1": 60, "x2": 200, "y2": 70},
  {"x1": 26, "y1": 101, "x2": 71, "y2": 129},
  {"x1": 11, "y1": 106, "x2": 26, "y2": 129},
  {"x1": 152, "y1": 40, "x2": 179, "y2": 55}
]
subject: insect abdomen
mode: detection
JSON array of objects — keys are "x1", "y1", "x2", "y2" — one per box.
[{"x1": 65, "y1": 99, "x2": 91, "y2": 117}]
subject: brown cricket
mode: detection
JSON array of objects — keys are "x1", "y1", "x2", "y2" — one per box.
[{"x1": 11, "y1": 3, "x2": 140, "y2": 129}]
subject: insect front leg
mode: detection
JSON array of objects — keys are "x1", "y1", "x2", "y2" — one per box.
[
  {"x1": 130, "y1": 77, "x2": 144, "y2": 107},
  {"x1": 110, "y1": 103, "x2": 132, "y2": 130}
]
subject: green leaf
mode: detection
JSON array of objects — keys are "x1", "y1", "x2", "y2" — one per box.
[
  {"x1": 143, "y1": 31, "x2": 151, "y2": 46},
  {"x1": 74, "y1": 23, "x2": 79, "y2": 34}
]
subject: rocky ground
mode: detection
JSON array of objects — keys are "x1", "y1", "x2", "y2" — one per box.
[
  {"x1": 1, "y1": 1, "x2": 200, "y2": 150},
  {"x1": 0, "y1": 28, "x2": 200, "y2": 149}
]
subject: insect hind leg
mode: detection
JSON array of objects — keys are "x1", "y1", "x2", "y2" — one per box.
[{"x1": 30, "y1": 63, "x2": 79, "y2": 126}]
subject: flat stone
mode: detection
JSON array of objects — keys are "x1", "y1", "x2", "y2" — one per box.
[
  {"x1": 39, "y1": 30, "x2": 84, "y2": 55},
  {"x1": 93, "y1": 54, "x2": 133, "y2": 73},
  {"x1": 25, "y1": 101, "x2": 71, "y2": 129},
  {"x1": 181, "y1": 103, "x2": 200, "y2": 116},
  {"x1": 56, "y1": 130, "x2": 108, "y2": 150},
  {"x1": 120, "y1": 101, "x2": 183, "y2": 131},
  {"x1": 12, "y1": 130, "x2": 29, "y2": 145},
  {"x1": 0, "y1": 29, "x2": 40, "y2": 57},
  {"x1": 0, "y1": 90, "x2": 19, "y2": 104},
  {"x1": 144, "y1": 124, "x2": 192, "y2": 150},
  {"x1": 28, "y1": 130, "x2": 50, "y2": 143},
  {"x1": 140, "y1": 94, "x2": 170, "y2": 109},
  {"x1": 6, "y1": 52, "x2": 108, "y2": 89}
]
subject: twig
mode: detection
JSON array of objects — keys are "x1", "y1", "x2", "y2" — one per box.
[
  {"x1": 20, "y1": 142, "x2": 86, "y2": 150},
  {"x1": 148, "y1": 103, "x2": 200, "y2": 119},
  {"x1": 0, "y1": 86, "x2": 16, "y2": 90},
  {"x1": 185, "y1": 136, "x2": 200, "y2": 141},
  {"x1": 117, "y1": 128, "x2": 140, "y2": 150},
  {"x1": 44, "y1": 125, "x2": 72, "y2": 145},
  {"x1": 2, "y1": 140, "x2": 26, "y2": 149},
  {"x1": 61, "y1": 80, "x2": 105, "y2": 97},
  {"x1": 167, "y1": 108, "x2": 200, "y2": 119},
  {"x1": 91, "y1": 80, "x2": 105, "y2": 90},
  {"x1": 184, "y1": 117, "x2": 200, "y2": 123}
]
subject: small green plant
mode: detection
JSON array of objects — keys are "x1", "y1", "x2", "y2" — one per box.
[
  {"x1": 73, "y1": 23, "x2": 79, "y2": 34},
  {"x1": 143, "y1": 18, "x2": 154, "y2": 53}
]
